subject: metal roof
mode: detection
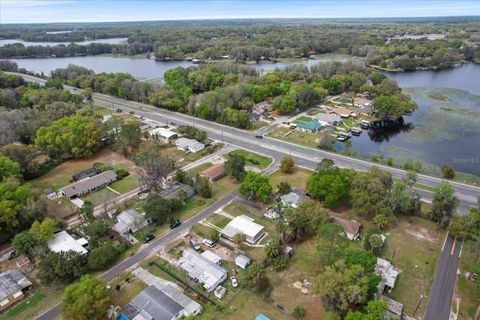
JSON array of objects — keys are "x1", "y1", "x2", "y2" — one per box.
[
  {"x1": 0, "y1": 270, "x2": 31, "y2": 300},
  {"x1": 47, "y1": 231, "x2": 88, "y2": 254},
  {"x1": 128, "y1": 286, "x2": 183, "y2": 320},
  {"x1": 222, "y1": 215, "x2": 265, "y2": 240}
]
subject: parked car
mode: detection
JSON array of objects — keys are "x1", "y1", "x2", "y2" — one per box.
[
  {"x1": 202, "y1": 239, "x2": 215, "y2": 248},
  {"x1": 170, "y1": 219, "x2": 181, "y2": 229},
  {"x1": 230, "y1": 276, "x2": 238, "y2": 288},
  {"x1": 255, "y1": 135, "x2": 263, "y2": 139},
  {"x1": 190, "y1": 240, "x2": 201, "y2": 251},
  {"x1": 144, "y1": 234, "x2": 155, "y2": 243}
]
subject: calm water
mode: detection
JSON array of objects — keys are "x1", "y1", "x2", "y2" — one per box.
[
  {"x1": 12, "y1": 56, "x2": 195, "y2": 80},
  {"x1": 0, "y1": 38, "x2": 127, "y2": 47},
  {"x1": 339, "y1": 63, "x2": 480, "y2": 176}
]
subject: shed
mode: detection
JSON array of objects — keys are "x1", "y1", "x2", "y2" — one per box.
[
  {"x1": 16, "y1": 256, "x2": 33, "y2": 273},
  {"x1": 201, "y1": 250, "x2": 222, "y2": 265},
  {"x1": 235, "y1": 255, "x2": 251, "y2": 269},
  {"x1": 282, "y1": 245, "x2": 293, "y2": 258}
]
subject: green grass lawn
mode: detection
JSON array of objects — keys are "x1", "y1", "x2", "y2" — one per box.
[
  {"x1": 266, "y1": 127, "x2": 322, "y2": 149},
  {"x1": 294, "y1": 116, "x2": 315, "y2": 123},
  {"x1": 110, "y1": 272, "x2": 148, "y2": 308},
  {"x1": 227, "y1": 150, "x2": 273, "y2": 169},
  {"x1": 3, "y1": 291, "x2": 46, "y2": 319},
  {"x1": 250, "y1": 121, "x2": 268, "y2": 131},
  {"x1": 207, "y1": 214, "x2": 231, "y2": 229},
  {"x1": 109, "y1": 175, "x2": 139, "y2": 193},
  {"x1": 80, "y1": 187, "x2": 117, "y2": 205},
  {"x1": 188, "y1": 162, "x2": 213, "y2": 176},
  {"x1": 457, "y1": 239, "x2": 480, "y2": 320},
  {"x1": 269, "y1": 167, "x2": 312, "y2": 191}
]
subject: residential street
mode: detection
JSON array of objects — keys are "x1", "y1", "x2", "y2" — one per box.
[
  {"x1": 35, "y1": 190, "x2": 240, "y2": 320},
  {"x1": 423, "y1": 233, "x2": 462, "y2": 320}
]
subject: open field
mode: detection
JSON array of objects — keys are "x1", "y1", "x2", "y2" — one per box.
[
  {"x1": 269, "y1": 167, "x2": 312, "y2": 190},
  {"x1": 226, "y1": 149, "x2": 273, "y2": 169},
  {"x1": 456, "y1": 239, "x2": 480, "y2": 320},
  {"x1": 381, "y1": 216, "x2": 445, "y2": 317},
  {"x1": 29, "y1": 148, "x2": 140, "y2": 192},
  {"x1": 266, "y1": 127, "x2": 322, "y2": 149}
]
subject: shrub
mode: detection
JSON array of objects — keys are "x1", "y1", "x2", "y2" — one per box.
[{"x1": 114, "y1": 168, "x2": 130, "y2": 178}]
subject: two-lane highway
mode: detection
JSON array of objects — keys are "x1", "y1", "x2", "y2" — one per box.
[{"x1": 423, "y1": 233, "x2": 463, "y2": 320}]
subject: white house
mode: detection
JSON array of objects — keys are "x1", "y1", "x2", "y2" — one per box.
[
  {"x1": 177, "y1": 249, "x2": 227, "y2": 292},
  {"x1": 175, "y1": 138, "x2": 205, "y2": 153},
  {"x1": 221, "y1": 215, "x2": 265, "y2": 244},
  {"x1": 149, "y1": 127, "x2": 178, "y2": 141},
  {"x1": 281, "y1": 190, "x2": 308, "y2": 209},
  {"x1": 235, "y1": 255, "x2": 251, "y2": 269},
  {"x1": 201, "y1": 250, "x2": 222, "y2": 265},
  {"x1": 47, "y1": 231, "x2": 88, "y2": 254},
  {"x1": 113, "y1": 209, "x2": 151, "y2": 235}
]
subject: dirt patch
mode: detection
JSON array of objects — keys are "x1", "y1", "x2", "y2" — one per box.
[{"x1": 405, "y1": 228, "x2": 439, "y2": 243}]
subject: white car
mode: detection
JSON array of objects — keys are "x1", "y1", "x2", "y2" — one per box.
[
  {"x1": 230, "y1": 276, "x2": 238, "y2": 288},
  {"x1": 202, "y1": 239, "x2": 215, "y2": 248}
]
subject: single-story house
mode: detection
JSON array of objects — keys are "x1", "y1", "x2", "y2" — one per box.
[
  {"x1": 160, "y1": 183, "x2": 196, "y2": 200},
  {"x1": 296, "y1": 120, "x2": 323, "y2": 132},
  {"x1": 221, "y1": 215, "x2": 265, "y2": 244},
  {"x1": 59, "y1": 170, "x2": 117, "y2": 199},
  {"x1": 123, "y1": 285, "x2": 184, "y2": 320},
  {"x1": 47, "y1": 230, "x2": 89, "y2": 254},
  {"x1": 314, "y1": 113, "x2": 342, "y2": 126},
  {"x1": 113, "y1": 209, "x2": 151, "y2": 235},
  {"x1": 175, "y1": 138, "x2": 205, "y2": 153},
  {"x1": 201, "y1": 163, "x2": 226, "y2": 182},
  {"x1": 375, "y1": 258, "x2": 399, "y2": 293},
  {"x1": 201, "y1": 250, "x2": 222, "y2": 265},
  {"x1": 177, "y1": 249, "x2": 227, "y2": 292},
  {"x1": 329, "y1": 214, "x2": 362, "y2": 241},
  {"x1": 72, "y1": 167, "x2": 97, "y2": 181},
  {"x1": 281, "y1": 190, "x2": 308, "y2": 209},
  {"x1": 235, "y1": 255, "x2": 251, "y2": 269},
  {"x1": 132, "y1": 267, "x2": 202, "y2": 317},
  {"x1": 353, "y1": 96, "x2": 372, "y2": 108},
  {"x1": 149, "y1": 127, "x2": 178, "y2": 141},
  {"x1": 324, "y1": 106, "x2": 356, "y2": 118},
  {"x1": 0, "y1": 270, "x2": 32, "y2": 312}
]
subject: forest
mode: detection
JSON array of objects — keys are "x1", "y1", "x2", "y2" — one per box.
[{"x1": 1, "y1": 18, "x2": 479, "y2": 70}]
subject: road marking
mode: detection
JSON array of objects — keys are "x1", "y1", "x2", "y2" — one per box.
[
  {"x1": 441, "y1": 232, "x2": 449, "y2": 252},
  {"x1": 450, "y1": 236, "x2": 457, "y2": 255},
  {"x1": 459, "y1": 240, "x2": 464, "y2": 258}
]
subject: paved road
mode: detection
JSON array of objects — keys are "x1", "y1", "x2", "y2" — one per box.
[
  {"x1": 11, "y1": 72, "x2": 480, "y2": 212},
  {"x1": 423, "y1": 233, "x2": 462, "y2": 320},
  {"x1": 36, "y1": 189, "x2": 240, "y2": 320}
]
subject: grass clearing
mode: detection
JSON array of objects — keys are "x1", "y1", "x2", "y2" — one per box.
[
  {"x1": 207, "y1": 214, "x2": 231, "y2": 228},
  {"x1": 269, "y1": 167, "x2": 312, "y2": 191},
  {"x1": 381, "y1": 216, "x2": 444, "y2": 317},
  {"x1": 267, "y1": 127, "x2": 322, "y2": 149},
  {"x1": 227, "y1": 150, "x2": 272, "y2": 169},
  {"x1": 2, "y1": 291, "x2": 46, "y2": 319},
  {"x1": 457, "y1": 239, "x2": 480, "y2": 320},
  {"x1": 110, "y1": 275, "x2": 148, "y2": 308}
]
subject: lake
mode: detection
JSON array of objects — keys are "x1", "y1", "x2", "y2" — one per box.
[
  {"x1": 0, "y1": 38, "x2": 128, "y2": 47},
  {"x1": 338, "y1": 63, "x2": 480, "y2": 177},
  {"x1": 10, "y1": 53, "x2": 353, "y2": 81}
]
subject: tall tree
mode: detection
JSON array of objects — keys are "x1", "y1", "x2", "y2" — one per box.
[
  {"x1": 137, "y1": 145, "x2": 174, "y2": 191},
  {"x1": 62, "y1": 275, "x2": 112, "y2": 320},
  {"x1": 239, "y1": 172, "x2": 272, "y2": 203},
  {"x1": 432, "y1": 181, "x2": 458, "y2": 228},
  {"x1": 285, "y1": 201, "x2": 329, "y2": 241},
  {"x1": 120, "y1": 121, "x2": 142, "y2": 150},
  {"x1": 280, "y1": 155, "x2": 295, "y2": 174},
  {"x1": 0, "y1": 155, "x2": 21, "y2": 180},
  {"x1": 225, "y1": 153, "x2": 246, "y2": 181}
]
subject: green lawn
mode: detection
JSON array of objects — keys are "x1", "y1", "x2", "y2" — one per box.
[
  {"x1": 109, "y1": 175, "x2": 139, "y2": 193},
  {"x1": 266, "y1": 127, "x2": 322, "y2": 149},
  {"x1": 188, "y1": 162, "x2": 213, "y2": 176},
  {"x1": 3, "y1": 291, "x2": 46, "y2": 319},
  {"x1": 227, "y1": 150, "x2": 273, "y2": 169},
  {"x1": 269, "y1": 167, "x2": 312, "y2": 191},
  {"x1": 80, "y1": 187, "x2": 117, "y2": 205},
  {"x1": 207, "y1": 214, "x2": 231, "y2": 229},
  {"x1": 457, "y1": 239, "x2": 480, "y2": 320},
  {"x1": 294, "y1": 116, "x2": 315, "y2": 123}
]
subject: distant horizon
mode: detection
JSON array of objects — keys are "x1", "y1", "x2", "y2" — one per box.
[
  {"x1": 1, "y1": 0, "x2": 480, "y2": 24},
  {"x1": 2, "y1": 15, "x2": 480, "y2": 26}
]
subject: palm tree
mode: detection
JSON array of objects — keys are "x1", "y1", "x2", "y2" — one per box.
[{"x1": 106, "y1": 305, "x2": 122, "y2": 320}]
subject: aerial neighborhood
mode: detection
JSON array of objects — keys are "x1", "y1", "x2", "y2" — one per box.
[{"x1": 0, "y1": 3, "x2": 479, "y2": 320}]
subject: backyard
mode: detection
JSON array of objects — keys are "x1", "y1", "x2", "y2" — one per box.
[{"x1": 226, "y1": 150, "x2": 273, "y2": 169}]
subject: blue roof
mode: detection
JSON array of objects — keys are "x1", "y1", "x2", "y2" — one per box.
[
  {"x1": 118, "y1": 315, "x2": 129, "y2": 320},
  {"x1": 256, "y1": 313, "x2": 271, "y2": 320}
]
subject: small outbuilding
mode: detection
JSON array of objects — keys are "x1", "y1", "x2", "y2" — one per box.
[
  {"x1": 0, "y1": 270, "x2": 32, "y2": 312},
  {"x1": 113, "y1": 209, "x2": 151, "y2": 235},
  {"x1": 201, "y1": 250, "x2": 222, "y2": 265},
  {"x1": 235, "y1": 255, "x2": 251, "y2": 269}
]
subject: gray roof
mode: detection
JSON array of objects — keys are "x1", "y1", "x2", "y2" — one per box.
[
  {"x1": 160, "y1": 183, "x2": 196, "y2": 200},
  {"x1": 0, "y1": 270, "x2": 32, "y2": 300},
  {"x1": 177, "y1": 249, "x2": 227, "y2": 290},
  {"x1": 127, "y1": 286, "x2": 183, "y2": 320},
  {"x1": 281, "y1": 190, "x2": 308, "y2": 207},
  {"x1": 60, "y1": 170, "x2": 117, "y2": 198},
  {"x1": 176, "y1": 138, "x2": 205, "y2": 152}
]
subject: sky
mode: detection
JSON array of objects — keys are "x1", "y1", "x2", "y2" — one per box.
[{"x1": 1, "y1": 0, "x2": 480, "y2": 24}]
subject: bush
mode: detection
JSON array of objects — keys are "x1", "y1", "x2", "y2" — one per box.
[
  {"x1": 442, "y1": 164, "x2": 455, "y2": 179},
  {"x1": 114, "y1": 168, "x2": 130, "y2": 178},
  {"x1": 293, "y1": 305, "x2": 306, "y2": 319},
  {"x1": 93, "y1": 162, "x2": 113, "y2": 173},
  {"x1": 117, "y1": 241, "x2": 132, "y2": 254},
  {"x1": 87, "y1": 243, "x2": 119, "y2": 271},
  {"x1": 277, "y1": 182, "x2": 291, "y2": 195}
]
